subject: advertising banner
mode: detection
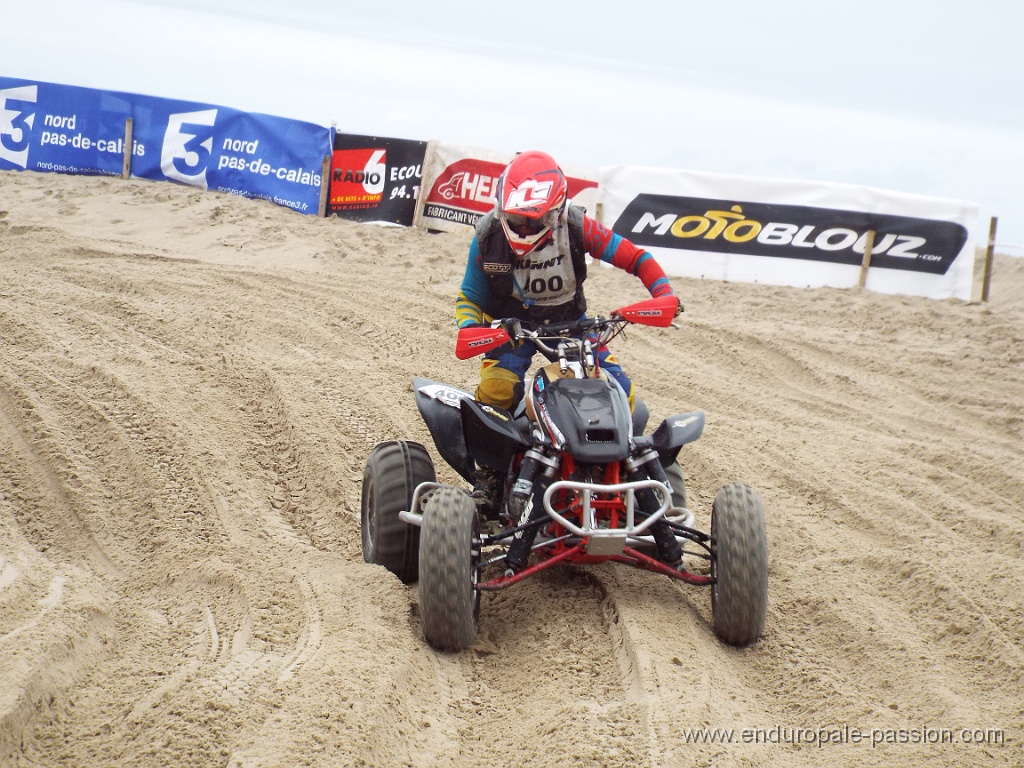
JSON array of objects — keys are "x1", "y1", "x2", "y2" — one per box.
[
  {"x1": 599, "y1": 167, "x2": 979, "y2": 300},
  {"x1": 0, "y1": 77, "x2": 133, "y2": 176},
  {"x1": 1, "y1": 77, "x2": 332, "y2": 216},
  {"x1": 328, "y1": 133, "x2": 427, "y2": 225},
  {"x1": 414, "y1": 141, "x2": 599, "y2": 234},
  {"x1": 128, "y1": 94, "x2": 331, "y2": 215}
]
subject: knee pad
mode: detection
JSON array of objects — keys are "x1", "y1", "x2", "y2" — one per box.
[{"x1": 476, "y1": 366, "x2": 521, "y2": 410}]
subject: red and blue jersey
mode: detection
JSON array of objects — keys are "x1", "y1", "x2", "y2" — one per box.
[{"x1": 456, "y1": 206, "x2": 674, "y2": 328}]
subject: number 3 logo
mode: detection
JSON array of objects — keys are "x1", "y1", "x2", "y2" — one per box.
[
  {"x1": 160, "y1": 109, "x2": 217, "y2": 189},
  {"x1": 0, "y1": 84, "x2": 38, "y2": 169}
]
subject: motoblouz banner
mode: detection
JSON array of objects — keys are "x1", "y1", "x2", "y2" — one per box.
[
  {"x1": 329, "y1": 133, "x2": 427, "y2": 226},
  {"x1": 0, "y1": 77, "x2": 332, "y2": 215},
  {"x1": 414, "y1": 140, "x2": 599, "y2": 234},
  {"x1": 600, "y1": 166, "x2": 979, "y2": 300}
]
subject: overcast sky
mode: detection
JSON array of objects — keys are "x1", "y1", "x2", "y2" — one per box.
[{"x1": 4, "y1": 0, "x2": 1023, "y2": 250}]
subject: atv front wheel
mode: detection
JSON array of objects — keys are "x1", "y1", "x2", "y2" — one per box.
[
  {"x1": 419, "y1": 486, "x2": 480, "y2": 651},
  {"x1": 710, "y1": 482, "x2": 768, "y2": 646},
  {"x1": 361, "y1": 440, "x2": 435, "y2": 584}
]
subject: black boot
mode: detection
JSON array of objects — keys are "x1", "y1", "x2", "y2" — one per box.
[
  {"x1": 630, "y1": 460, "x2": 683, "y2": 568},
  {"x1": 651, "y1": 519, "x2": 683, "y2": 569},
  {"x1": 470, "y1": 466, "x2": 502, "y2": 520}
]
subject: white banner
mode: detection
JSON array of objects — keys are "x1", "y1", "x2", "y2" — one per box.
[{"x1": 598, "y1": 167, "x2": 979, "y2": 300}]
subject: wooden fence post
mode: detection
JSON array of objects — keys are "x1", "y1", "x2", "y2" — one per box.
[
  {"x1": 318, "y1": 155, "x2": 331, "y2": 217},
  {"x1": 121, "y1": 118, "x2": 134, "y2": 179},
  {"x1": 981, "y1": 216, "x2": 997, "y2": 303},
  {"x1": 858, "y1": 229, "x2": 876, "y2": 289}
]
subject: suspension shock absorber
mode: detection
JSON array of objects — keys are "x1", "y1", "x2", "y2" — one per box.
[
  {"x1": 625, "y1": 448, "x2": 682, "y2": 566},
  {"x1": 507, "y1": 446, "x2": 548, "y2": 521},
  {"x1": 504, "y1": 449, "x2": 560, "y2": 573}
]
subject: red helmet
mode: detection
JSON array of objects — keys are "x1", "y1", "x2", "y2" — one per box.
[{"x1": 495, "y1": 151, "x2": 568, "y2": 257}]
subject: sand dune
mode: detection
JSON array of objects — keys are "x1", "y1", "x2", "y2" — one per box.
[{"x1": 1, "y1": 169, "x2": 1021, "y2": 767}]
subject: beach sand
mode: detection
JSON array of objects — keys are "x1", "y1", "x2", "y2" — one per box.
[{"x1": 2, "y1": 169, "x2": 1022, "y2": 766}]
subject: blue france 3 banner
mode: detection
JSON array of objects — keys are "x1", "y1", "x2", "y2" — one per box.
[{"x1": 0, "y1": 77, "x2": 331, "y2": 215}]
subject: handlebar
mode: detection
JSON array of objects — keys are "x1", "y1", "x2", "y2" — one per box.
[
  {"x1": 496, "y1": 315, "x2": 624, "y2": 356},
  {"x1": 454, "y1": 295, "x2": 680, "y2": 361}
]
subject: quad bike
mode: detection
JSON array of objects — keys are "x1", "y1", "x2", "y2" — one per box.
[{"x1": 360, "y1": 295, "x2": 767, "y2": 651}]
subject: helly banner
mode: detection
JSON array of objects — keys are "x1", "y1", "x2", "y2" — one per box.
[
  {"x1": 414, "y1": 141, "x2": 599, "y2": 234},
  {"x1": 599, "y1": 166, "x2": 979, "y2": 300}
]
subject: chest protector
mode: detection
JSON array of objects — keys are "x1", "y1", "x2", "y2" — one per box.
[{"x1": 475, "y1": 205, "x2": 588, "y2": 323}]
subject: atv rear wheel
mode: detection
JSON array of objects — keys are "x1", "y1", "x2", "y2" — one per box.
[
  {"x1": 419, "y1": 486, "x2": 479, "y2": 651},
  {"x1": 710, "y1": 482, "x2": 768, "y2": 646},
  {"x1": 361, "y1": 440, "x2": 435, "y2": 584}
]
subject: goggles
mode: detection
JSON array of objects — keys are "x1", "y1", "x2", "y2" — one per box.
[{"x1": 500, "y1": 207, "x2": 563, "y2": 237}]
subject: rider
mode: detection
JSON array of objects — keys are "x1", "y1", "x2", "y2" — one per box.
[{"x1": 455, "y1": 150, "x2": 682, "y2": 521}]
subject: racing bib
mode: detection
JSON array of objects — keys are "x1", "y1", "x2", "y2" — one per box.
[{"x1": 512, "y1": 245, "x2": 577, "y2": 307}]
